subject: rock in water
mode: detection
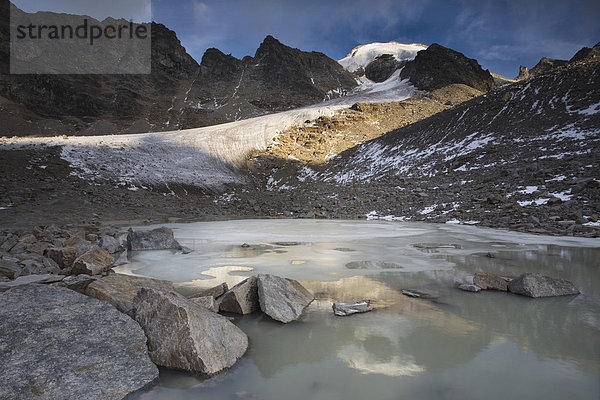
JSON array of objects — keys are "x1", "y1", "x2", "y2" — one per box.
[
  {"x1": 71, "y1": 246, "x2": 114, "y2": 275},
  {"x1": 458, "y1": 284, "x2": 482, "y2": 292},
  {"x1": 218, "y1": 276, "x2": 260, "y2": 314},
  {"x1": 132, "y1": 288, "x2": 248, "y2": 375},
  {"x1": 0, "y1": 284, "x2": 158, "y2": 400},
  {"x1": 86, "y1": 273, "x2": 174, "y2": 316},
  {"x1": 127, "y1": 227, "x2": 182, "y2": 251},
  {"x1": 190, "y1": 282, "x2": 228, "y2": 299},
  {"x1": 507, "y1": 273, "x2": 580, "y2": 298},
  {"x1": 473, "y1": 272, "x2": 508, "y2": 291},
  {"x1": 257, "y1": 274, "x2": 314, "y2": 323},
  {"x1": 333, "y1": 300, "x2": 372, "y2": 316}
]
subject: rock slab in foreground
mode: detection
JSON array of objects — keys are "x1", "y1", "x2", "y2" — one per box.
[
  {"x1": 473, "y1": 272, "x2": 508, "y2": 291},
  {"x1": 86, "y1": 273, "x2": 174, "y2": 316},
  {"x1": 333, "y1": 300, "x2": 372, "y2": 316},
  {"x1": 257, "y1": 274, "x2": 314, "y2": 323},
  {"x1": 0, "y1": 284, "x2": 158, "y2": 400},
  {"x1": 218, "y1": 276, "x2": 260, "y2": 314},
  {"x1": 507, "y1": 273, "x2": 580, "y2": 298},
  {"x1": 127, "y1": 227, "x2": 182, "y2": 251},
  {"x1": 133, "y1": 288, "x2": 248, "y2": 375}
]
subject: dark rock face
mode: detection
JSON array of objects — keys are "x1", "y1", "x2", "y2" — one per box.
[
  {"x1": 529, "y1": 57, "x2": 568, "y2": 76},
  {"x1": 0, "y1": 284, "x2": 158, "y2": 400},
  {"x1": 507, "y1": 273, "x2": 580, "y2": 298},
  {"x1": 0, "y1": 6, "x2": 357, "y2": 136},
  {"x1": 570, "y1": 42, "x2": 600, "y2": 63},
  {"x1": 400, "y1": 43, "x2": 495, "y2": 92},
  {"x1": 132, "y1": 288, "x2": 248, "y2": 375},
  {"x1": 333, "y1": 300, "x2": 372, "y2": 316},
  {"x1": 44, "y1": 247, "x2": 77, "y2": 269},
  {"x1": 218, "y1": 276, "x2": 260, "y2": 314},
  {"x1": 365, "y1": 54, "x2": 404, "y2": 82},
  {"x1": 473, "y1": 272, "x2": 508, "y2": 291},
  {"x1": 127, "y1": 227, "x2": 182, "y2": 251},
  {"x1": 256, "y1": 274, "x2": 313, "y2": 323}
]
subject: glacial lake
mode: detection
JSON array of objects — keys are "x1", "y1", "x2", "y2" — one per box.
[{"x1": 118, "y1": 219, "x2": 600, "y2": 400}]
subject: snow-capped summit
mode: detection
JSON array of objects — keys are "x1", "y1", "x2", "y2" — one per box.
[{"x1": 338, "y1": 42, "x2": 427, "y2": 73}]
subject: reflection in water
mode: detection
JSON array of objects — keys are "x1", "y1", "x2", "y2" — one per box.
[{"x1": 121, "y1": 220, "x2": 600, "y2": 400}]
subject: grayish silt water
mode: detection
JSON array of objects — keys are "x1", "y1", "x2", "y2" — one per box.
[{"x1": 119, "y1": 219, "x2": 600, "y2": 400}]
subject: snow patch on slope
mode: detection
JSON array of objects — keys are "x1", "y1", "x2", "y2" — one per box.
[{"x1": 338, "y1": 42, "x2": 427, "y2": 73}]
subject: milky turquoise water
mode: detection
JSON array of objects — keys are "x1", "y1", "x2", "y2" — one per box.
[{"x1": 119, "y1": 220, "x2": 600, "y2": 400}]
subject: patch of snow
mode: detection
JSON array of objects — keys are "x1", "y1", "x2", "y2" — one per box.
[
  {"x1": 546, "y1": 175, "x2": 566, "y2": 182},
  {"x1": 445, "y1": 219, "x2": 461, "y2": 224},
  {"x1": 338, "y1": 42, "x2": 427, "y2": 74},
  {"x1": 518, "y1": 198, "x2": 550, "y2": 207},
  {"x1": 583, "y1": 221, "x2": 600, "y2": 227},
  {"x1": 419, "y1": 205, "x2": 437, "y2": 215},
  {"x1": 549, "y1": 190, "x2": 573, "y2": 201},
  {"x1": 366, "y1": 211, "x2": 408, "y2": 221}
]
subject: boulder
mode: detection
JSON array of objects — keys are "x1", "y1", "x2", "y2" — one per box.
[
  {"x1": 190, "y1": 282, "x2": 228, "y2": 299},
  {"x1": 0, "y1": 274, "x2": 65, "y2": 292},
  {"x1": 64, "y1": 236, "x2": 95, "y2": 256},
  {"x1": 189, "y1": 295, "x2": 219, "y2": 312},
  {"x1": 0, "y1": 284, "x2": 158, "y2": 400},
  {"x1": 71, "y1": 246, "x2": 114, "y2": 275},
  {"x1": 99, "y1": 235, "x2": 121, "y2": 254},
  {"x1": 0, "y1": 259, "x2": 22, "y2": 279},
  {"x1": 133, "y1": 288, "x2": 248, "y2": 375},
  {"x1": 44, "y1": 247, "x2": 77, "y2": 269},
  {"x1": 473, "y1": 272, "x2": 508, "y2": 291},
  {"x1": 333, "y1": 300, "x2": 372, "y2": 316},
  {"x1": 218, "y1": 276, "x2": 260, "y2": 314},
  {"x1": 257, "y1": 274, "x2": 314, "y2": 323},
  {"x1": 458, "y1": 284, "x2": 482, "y2": 292},
  {"x1": 127, "y1": 227, "x2": 182, "y2": 251},
  {"x1": 86, "y1": 273, "x2": 174, "y2": 316},
  {"x1": 507, "y1": 273, "x2": 580, "y2": 298}
]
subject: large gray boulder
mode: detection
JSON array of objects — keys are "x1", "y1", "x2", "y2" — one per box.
[
  {"x1": 507, "y1": 273, "x2": 580, "y2": 298},
  {"x1": 127, "y1": 227, "x2": 182, "y2": 251},
  {"x1": 132, "y1": 288, "x2": 248, "y2": 375},
  {"x1": 218, "y1": 276, "x2": 260, "y2": 314},
  {"x1": 72, "y1": 246, "x2": 114, "y2": 275},
  {"x1": 257, "y1": 274, "x2": 314, "y2": 323},
  {"x1": 473, "y1": 272, "x2": 508, "y2": 291},
  {"x1": 86, "y1": 273, "x2": 174, "y2": 316},
  {"x1": 0, "y1": 284, "x2": 158, "y2": 400}
]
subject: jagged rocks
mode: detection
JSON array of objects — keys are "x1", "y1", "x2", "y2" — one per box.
[
  {"x1": 507, "y1": 273, "x2": 580, "y2": 298},
  {"x1": 98, "y1": 234, "x2": 122, "y2": 254},
  {"x1": 473, "y1": 272, "x2": 509, "y2": 291},
  {"x1": 43, "y1": 247, "x2": 77, "y2": 269},
  {"x1": 0, "y1": 284, "x2": 158, "y2": 400},
  {"x1": 333, "y1": 300, "x2": 372, "y2": 316},
  {"x1": 132, "y1": 288, "x2": 248, "y2": 375},
  {"x1": 59, "y1": 274, "x2": 98, "y2": 294},
  {"x1": 400, "y1": 43, "x2": 495, "y2": 92},
  {"x1": 71, "y1": 246, "x2": 114, "y2": 275},
  {"x1": 190, "y1": 282, "x2": 228, "y2": 299},
  {"x1": 0, "y1": 274, "x2": 65, "y2": 292},
  {"x1": 364, "y1": 54, "x2": 402, "y2": 83},
  {"x1": 257, "y1": 274, "x2": 314, "y2": 323},
  {"x1": 127, "y1": 227, "x2": 182, "y2": 251},
  {"x1": 218, "y1": 276, "x2": 260, "y2": 314},
  {"x1": 189, "y1": 295, "x2": 219, "y2": 312},
  {"x1": 0, "y1": 259, "x2": 22, "y2": 279},
  {"x1": 86, "y1": 273, "x2": 174, "y2": 316}
]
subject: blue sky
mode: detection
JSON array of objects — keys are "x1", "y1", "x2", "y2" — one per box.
[{"x1": 14, "y1": 0, "x2": 600, "y2": 78}]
